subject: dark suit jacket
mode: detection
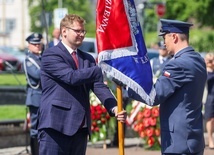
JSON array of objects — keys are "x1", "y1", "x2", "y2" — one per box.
[
  {"x1": 129, "y1": 47, "x2": 207, "y2": 154},
  {"x1": 48, "y1": 41, "x2": 54, "y2": 48},
  {"x1": 38, "y1": 42, "x2": 117, "y2": 136}
]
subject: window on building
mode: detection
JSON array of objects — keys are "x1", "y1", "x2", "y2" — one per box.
[
  {"x1": 5, "y1": 19, "x2": 16, "y2": 33},
  {"x1": 0, "y1": 0, "x2": 14, "y2": 4}
]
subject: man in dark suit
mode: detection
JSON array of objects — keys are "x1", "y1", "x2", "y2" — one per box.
[
  {"x1": 37, "y1": 14, "x2": 126, "y2": 155},
  {"x1": 23, "y1": 32, "x2": 43, "y2": 155},
  {"x1": 48, "y1": 28, "x2": 61, "y2": 48},
  {"x1": 129, "y1": 19, "x2": 207, "y2": 155}
]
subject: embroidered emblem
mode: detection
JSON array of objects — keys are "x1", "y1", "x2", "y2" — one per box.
[
  {"x1": 34, "y1": 33, "x2": 39, "y2": 38},
  {"x1": 27, "y1": 61, "x2": 33, "y2": 67},
  {"x1": 127, "y1": 1, "x2": 139, "y2": 35}
]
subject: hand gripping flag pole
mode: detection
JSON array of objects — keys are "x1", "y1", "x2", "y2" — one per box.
[
  {"x1": 116, "y1": 85, "x2": 124, "y2": 154},
  {"x1": 96, "y1": 0, "x2": 156, "y2": 154}
]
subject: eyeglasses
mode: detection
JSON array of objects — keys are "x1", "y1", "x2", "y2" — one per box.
[{"x1": 66, "y1": 27, "x2": 87, "y2": 35}]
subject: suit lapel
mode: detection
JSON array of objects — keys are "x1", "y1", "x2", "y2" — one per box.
[{"x1": 57, "y1": 42, "x2": 78, "y2": 69}]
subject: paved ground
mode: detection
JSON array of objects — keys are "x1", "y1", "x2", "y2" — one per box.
[{"x1": 0, "y1": 137, "x2": 213, "y2": 155}]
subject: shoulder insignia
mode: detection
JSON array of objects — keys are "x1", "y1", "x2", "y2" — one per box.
[
  {"x1": 27, "y1": 61, "x2": 33, "y2": 67},
  {"x1": 164, "y1": 71, "x2": 170, "y2": 77}
]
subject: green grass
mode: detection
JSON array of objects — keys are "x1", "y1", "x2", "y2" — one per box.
[
  {"x1": 0, "y1": 105, "x2": 26, "y2": 120},
  {"x1": 0, "y1": 73, "x2": 26, "y2": 86},
  {"x1": 0, "y1": 74, "x2": 27, "y2": 120}
]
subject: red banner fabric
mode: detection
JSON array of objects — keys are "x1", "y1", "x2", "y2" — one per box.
[{"x1": 96, "y1": 0, "x2": 132, "y2": 52}]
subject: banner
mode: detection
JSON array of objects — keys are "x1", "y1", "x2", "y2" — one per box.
[{"x1": 96, "y1": 0, "x2": 155, "y2": 105}]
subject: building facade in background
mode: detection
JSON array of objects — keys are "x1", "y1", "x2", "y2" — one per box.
[{"x1": 0, "y1": 0, "x2": 30, "y2": 49}]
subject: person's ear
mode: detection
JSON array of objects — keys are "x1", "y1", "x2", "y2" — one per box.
[{"x1": 61, "y1": 27, "x2": 67, "y2": 37}]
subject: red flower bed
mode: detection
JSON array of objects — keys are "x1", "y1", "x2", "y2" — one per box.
[
  {"x1": 90, "y1": 92, "x2": 111, "y2": 143},
  {"x1": 129, "y1": 101, "x2": 161, "y2": 150}
]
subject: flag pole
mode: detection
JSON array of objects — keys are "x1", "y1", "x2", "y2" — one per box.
[{"x1": 116, "y1": 85, "x2": 124, "y2": 155}]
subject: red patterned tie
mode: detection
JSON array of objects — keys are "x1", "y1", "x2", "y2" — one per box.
[{"x1": 71, "y1": 51, "x2": 78, "y2": 68}]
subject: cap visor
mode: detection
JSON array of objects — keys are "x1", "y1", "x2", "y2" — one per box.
[
  {"x1": 29, "y1": 41, "x2": 41, "y2": 44},
  {"x1": 158, "y1": 32, "x2": 166, "y2": 36}
]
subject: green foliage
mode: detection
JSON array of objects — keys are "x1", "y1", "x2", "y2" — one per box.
[
  {"x1": 27, "y1": 0, "x2": 214, "y2": 52},
  {"x1": 192, "y1": 0, "x2": 214, "y2": 27},
  {"x1": 136, "y1": 0, "x2": 214, "y2": 52},
  {"x1": 142, "y1": 0, "x2": 214, "y2": 30},
  {"x1": 28, "y1": 0, "x2": 94, "y2": 37},
  {"x1": 0, "y1": 105, "x2": 26, "y2": 120},
  {"x1": 190, "y1": 29, "x2": 214, "y2": 52},
  {"x1": 165, "y1": 0, "x2": 191, "y2": 21},
  {"x1": 165, "y1": 0, "x2": 214, "y2": 28},
  {"x1": 142, "y1": 0, "x2": 158, "y2": 32},
  {"x1": 144, "y1": 31, "x2": 159, "y2": 47}
]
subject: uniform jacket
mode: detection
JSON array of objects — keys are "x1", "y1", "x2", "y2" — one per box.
[
  {"x1": 38, "y1": 42, "x2": 117, "y2": 136},
  {"x1": 129, "y1": 47, "x2": 207, "y2": 154},
  {"x1": 24, "y1": 52, "x2": 42, "y2": 107}
]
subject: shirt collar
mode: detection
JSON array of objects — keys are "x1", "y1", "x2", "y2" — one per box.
[
  {"x1": 61, "y1": 41, "x2": 77, "y2": 55},
  {"x1": 53, "y1": 38, "x2": 60, "y2": 46}
]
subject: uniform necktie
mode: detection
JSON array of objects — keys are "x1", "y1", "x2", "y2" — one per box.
[
  {"x1": 71, "y1": 51, "x2": 78, "y2": 68},
  {"x1": 161, "y1": 58, "x2": 166, "y2": 64}
]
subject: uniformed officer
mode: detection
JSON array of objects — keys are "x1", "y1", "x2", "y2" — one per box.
[
  {"x1": 150, "y1": 41, "x2": 171, "y2": 81},
  {"x1": 129, "y1": 19, "x2": 207, "y2": 155},
  {"x1": 23, "y1": 32, "x2": 43, "y2": 155}
]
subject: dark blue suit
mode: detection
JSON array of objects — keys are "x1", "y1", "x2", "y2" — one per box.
[
  {"x1": 48, "y1": 41, "x2": 54, "y2": 48},
  {"x1": 129, "y1": 47, "x2": 207, "y2": 154},
  {"x1": 38, "y1": 42, "x2": 117, "y2": 152}
]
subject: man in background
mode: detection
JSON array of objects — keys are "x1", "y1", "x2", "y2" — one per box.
[
  {"x1": 150, "y1": 41, "x2": 171, "y2": 82},
  {"x1": 48, "y1": 28, "x2": 61, "y2": 47}
]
